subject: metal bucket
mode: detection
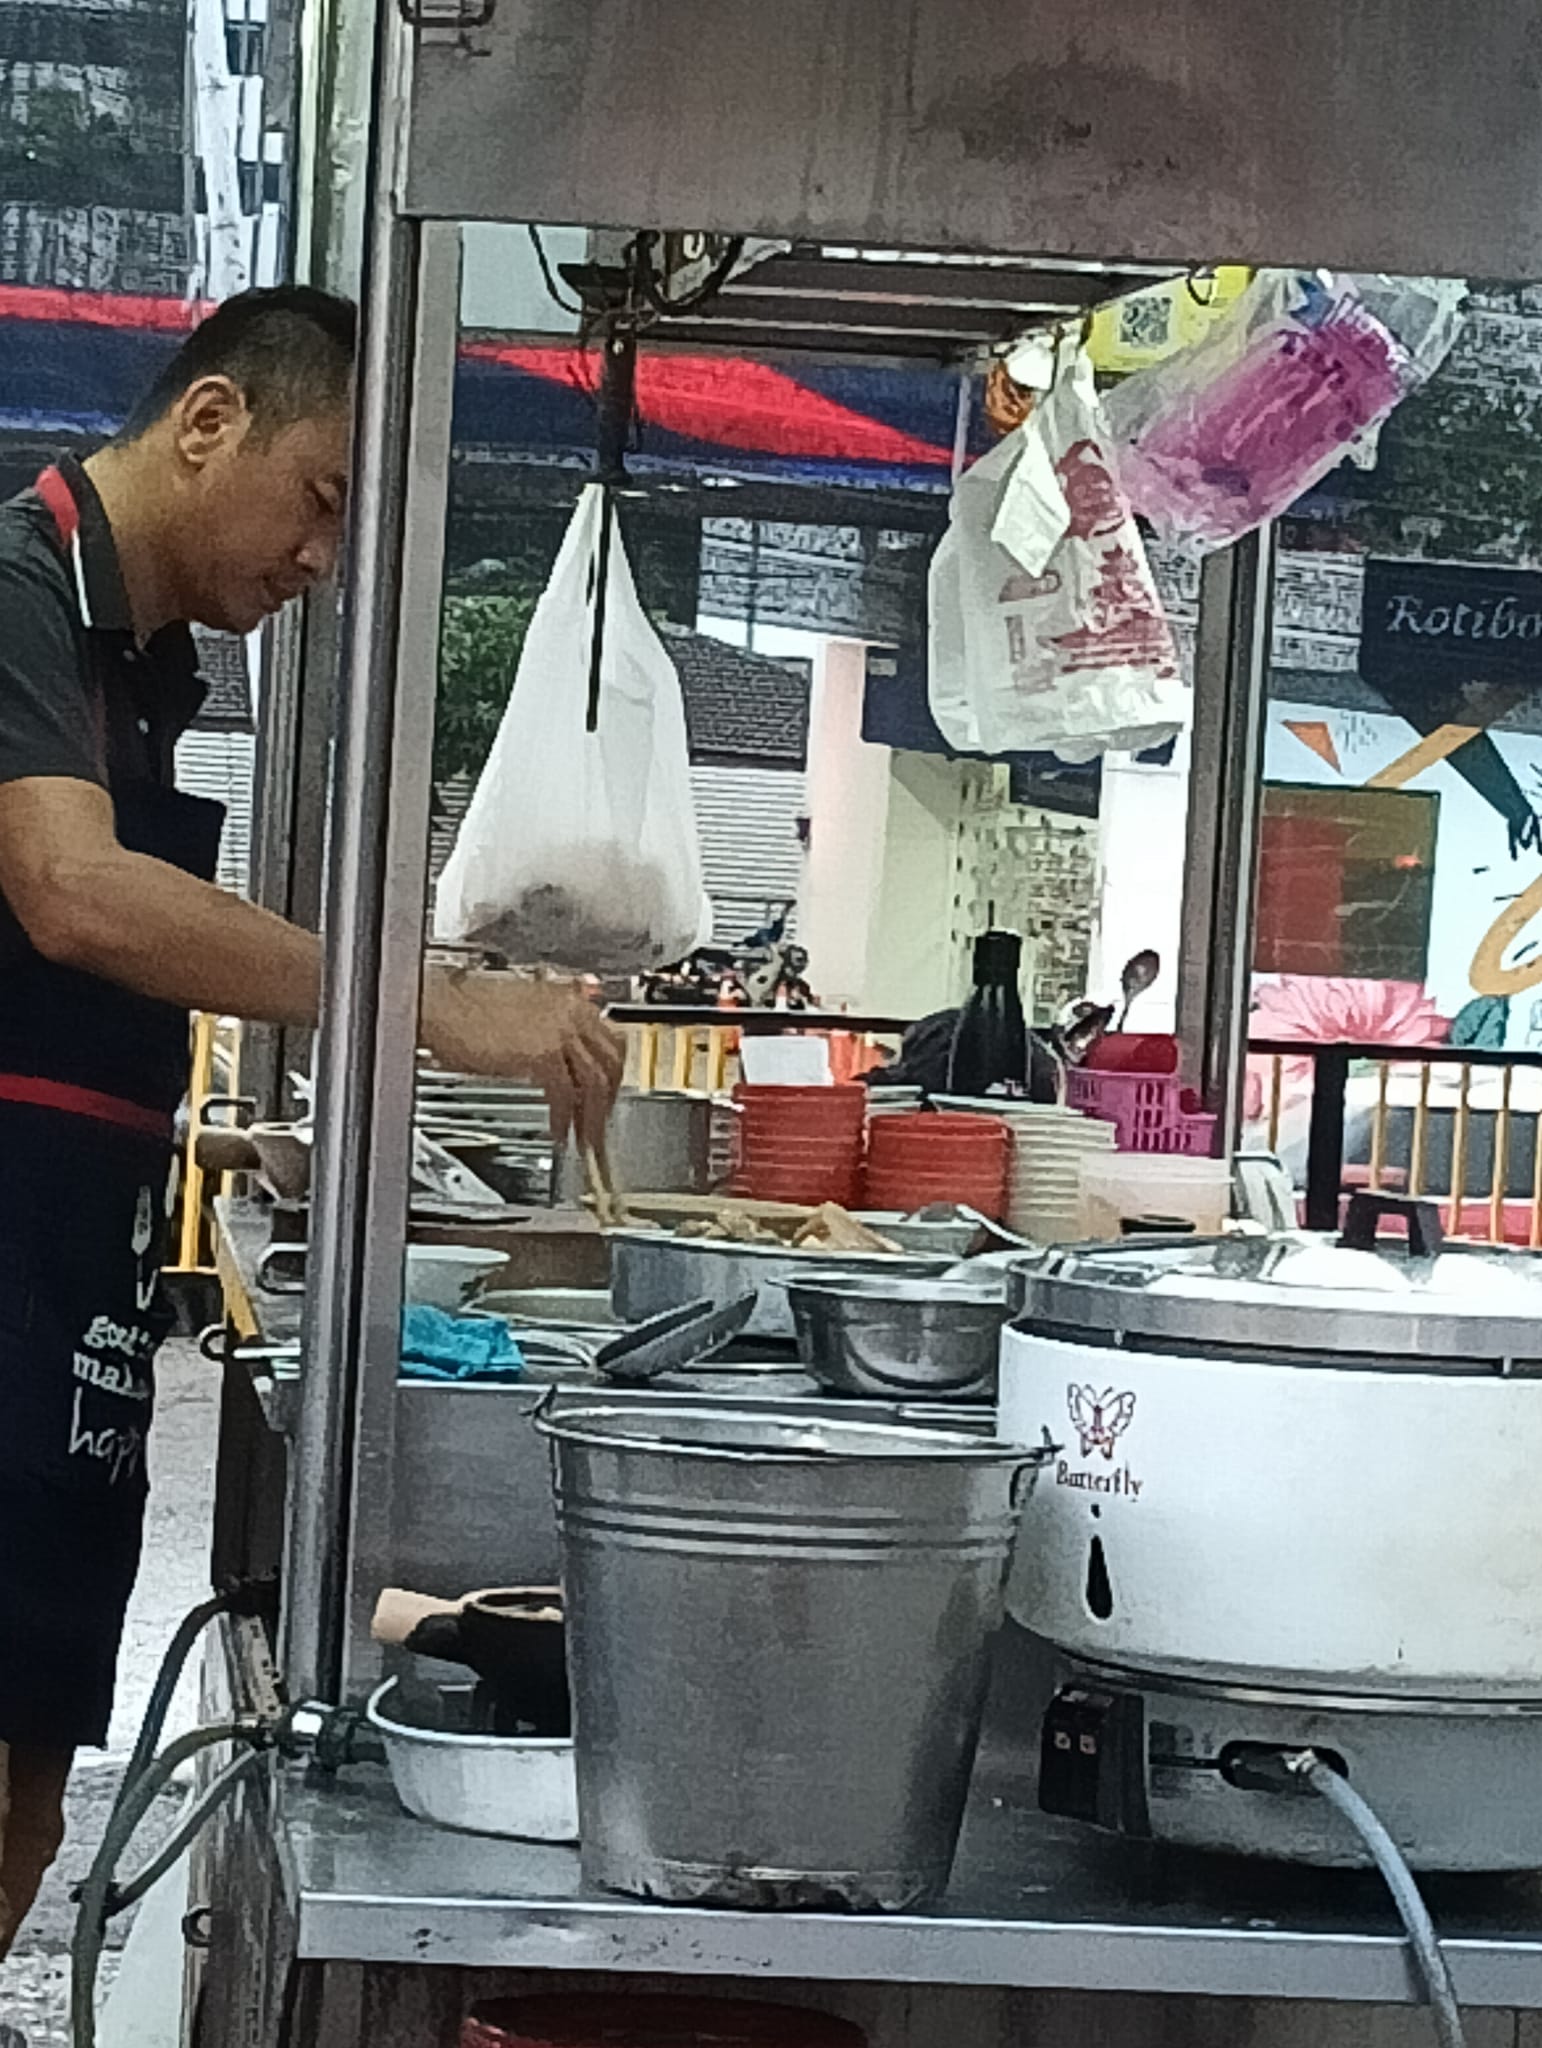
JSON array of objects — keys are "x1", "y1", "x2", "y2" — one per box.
[{"x1": 537, "y1": 1401, "x2": 1043, "y2": 1911}]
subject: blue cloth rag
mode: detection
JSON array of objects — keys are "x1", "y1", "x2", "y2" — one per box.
[{"x1": 400, "y1": 1305, "x2": 526, "y2": 1382}]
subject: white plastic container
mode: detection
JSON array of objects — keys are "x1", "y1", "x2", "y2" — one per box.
[
  {"x1": 404, "y1": 1244, "x2": 507, "y2": 1309},
  {"x1": 1078, "y1": 1154, "x2": 1232, "y2": 1240},
  {"x1": 367, "y1": 1679, "x2": 578, "y2": 1841}
]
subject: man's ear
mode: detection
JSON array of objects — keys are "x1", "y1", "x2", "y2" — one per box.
[{"x1": 170, "y1": 375, "x2": 250, "y2": 473}]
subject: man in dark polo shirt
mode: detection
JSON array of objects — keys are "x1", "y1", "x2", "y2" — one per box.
[{"x1": 0, "y1": 287, "x2": 622, "y2": 1956}]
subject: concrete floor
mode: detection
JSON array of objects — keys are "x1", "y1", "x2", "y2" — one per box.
[{"x1": 0, "y1": 1339, "x2": 220, "y2": 2046}]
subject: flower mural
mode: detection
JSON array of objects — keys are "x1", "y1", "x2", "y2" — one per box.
[{"x1": 1246, "y1": 975, "x2": 1451, "y2": 1126}]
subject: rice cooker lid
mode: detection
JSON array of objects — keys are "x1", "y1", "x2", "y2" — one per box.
[{"x1": 1017, "y1": 1195, "x2": 1542, "y2": 1371}]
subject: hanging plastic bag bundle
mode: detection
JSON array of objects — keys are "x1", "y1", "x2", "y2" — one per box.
[
  {"x1": 928, "y1": 333, "x2": 1188, "y2": 763},
  {"x1": 1102, "y1": 270, "x2": 1467, "y2": 550},
  {"x1": 435, "y1": 485, "x2": 709, "y2": 974}
]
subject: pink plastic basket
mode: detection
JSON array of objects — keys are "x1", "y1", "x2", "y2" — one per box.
[{"x1": 1064, "y1": 1066, "x2": 1218, "y2": 1156}]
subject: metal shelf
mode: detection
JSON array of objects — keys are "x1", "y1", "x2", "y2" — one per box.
[
  {"x1": 279, "y1": 1628, "x2": 1542, "y2": 2003},
  {"x1": 404, "y1": 0, "x2": 1542, "y2": 281}
]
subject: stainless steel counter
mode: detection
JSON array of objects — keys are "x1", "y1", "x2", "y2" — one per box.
[
  {"x1": 220, "y1": 1198, "x2": 1542, "y2": 2007},
  {"x1": 277, "y1": 1626, "x2": 1542, "y2": 2005},
  {"x1": 213, "y1": 1197, "x2": 997, "y2": 1599}
]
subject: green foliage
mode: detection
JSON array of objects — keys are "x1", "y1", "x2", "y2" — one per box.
[{"x1": 435, "y1": 592, "x2": 537, "y2": 786}]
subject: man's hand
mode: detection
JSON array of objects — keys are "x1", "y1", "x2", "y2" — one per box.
[{"x1": 421, "y1": 969, "x2": 624, "y2": 1152}]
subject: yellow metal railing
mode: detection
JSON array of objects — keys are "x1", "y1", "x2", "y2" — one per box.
[
  {"x1": 621, "y1": 1019, "x2": 894, "y2": 1094},
  {"x1": 1250, "y1": 1041, "x2": 1542, "y2": 1246},
  {"x1": 168, "y1": 1012, "x2": 243, "y2": 1275},
  {"x1": 625, "y1": 1021, "x2": 743, "y2": 1095}
]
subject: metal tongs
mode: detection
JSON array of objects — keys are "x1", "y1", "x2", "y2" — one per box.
[{"x1": 591, "y1": 1293, "x2": 758, "y2": 1383}]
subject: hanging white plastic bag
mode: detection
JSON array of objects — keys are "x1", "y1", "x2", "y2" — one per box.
[
  {"x1": 435, "y1": 485, "x2": 709, "y2": 974},
  {"x1": 928, "y1": 343, "x2": 1187, "y2": 761}
]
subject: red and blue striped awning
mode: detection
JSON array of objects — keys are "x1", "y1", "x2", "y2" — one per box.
[{"x1": 0, "y1": 287, "x2": 966, "y2": 493}]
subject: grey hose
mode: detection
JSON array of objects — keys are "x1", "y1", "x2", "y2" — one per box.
[
  {"x1": 121, "y1": 1594, "x2": 231, "y2": 1792},
  {"x1": 109, "y1": 1749, "x2": 267, "y2": 1915},
  {"x1": 1292, "y1": 1753, "x2": 1466, "y2": 2048},
  {"x1": 72, "y1": 1723, "x2": 258, "y2": 2048}
]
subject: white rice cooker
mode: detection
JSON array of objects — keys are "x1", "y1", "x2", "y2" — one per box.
[{"x1": 997, "y1": 1194, "x2": 1542, "y2": 1868}]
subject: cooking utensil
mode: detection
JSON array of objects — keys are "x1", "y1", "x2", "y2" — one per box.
[
  {"x1": 556, "y1": 1091, "x2": 716, "y2": 1202},
  {"x1": 537, "y1": 1401, "x2": 1045, "y2": 1909},
  {"x1": 854, "y1": 1208, "x2": 986, "y2": 1259},
  {"x1": 461, "y1": 1589, "x2": 569, "y2": 1734},
  {"x1": 1001, "y1": 1196, "x2": 1542, "y2": 1690},
  {"x1": 784, "y1": 1271, "x2": 1011, "y2": 1399},
  {"x1": 414, "y1": 1128, "x2": 506, "y2": 1210},
  {"x1": 592, "y1": 1292, "x2": 759, "y2": 1383},
  {"x1": 948, "y1": 1205, "x2": 1037, "y2": 1250},
  {"x1": 406, "y1": 1244, "x2": 508, "y2": 1309},
  {"x1": 608, "y1": 1228, "x2": 955, "y2": 1340},
  {"x1": 1116, "y1": 947, "x2": 1161, "y2": 1028},
  {"x1": 479, "y1": 1287, "x2": 618, "y2": 1329},
  {"x1": 255, "y1": 1240, "x2": 306, "y2": 1295},
  {"x1": 248, "y1": 1122, "x2": 314, "y2": 1200},
  {"x1": 195, "y1": 1128, "x2": 262, "y2": 1175},
  {"x1": 1231, "y1": 1149, "x2": 1298, "y2": 1232},
  {"x1": 1078, "y1": 1152, "x2": 1233, "y2": 1240},
  {"x1": 367, "y1": 1678, "x2": 577, "y2": 1842},
  {"x1": 1001, "y1": 1195, "x2": 1542, "y2": 1869},
  {"x1": 372, "y1": 1584, "x2": 569, "y2": 1736}
]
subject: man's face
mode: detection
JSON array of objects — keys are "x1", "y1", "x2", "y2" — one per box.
[{"x1": 170, "y1": 380, "x2": 352, "y2": 634}]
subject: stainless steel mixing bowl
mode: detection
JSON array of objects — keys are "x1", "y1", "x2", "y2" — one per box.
[{"x1": 783, "y1": 1271, "x2": 1010, "y2": 1398}]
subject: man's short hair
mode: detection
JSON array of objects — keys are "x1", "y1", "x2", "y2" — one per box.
[{"x1": 120, "y1": 286, "x2": 357, "y2": 443}]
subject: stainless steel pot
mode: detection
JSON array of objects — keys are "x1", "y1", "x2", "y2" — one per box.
[
  {"x1": 538, "y1": 1400, "x2": 1044, "y2": 1909},
  {"x1": 784, "y1": 1272, "x2": 1010, "y2": 1399},
  {"x1": 558, "y1": 1091, "x2": 715, "y2": 1201},
  {"x1": 608, "y1": 1228, "x2": 954, "y2": 1340}
]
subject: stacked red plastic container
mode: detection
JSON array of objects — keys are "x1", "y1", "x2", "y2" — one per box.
[
  {"x1": 732, "y1": 1084, "x2": 868, "y2": 1207},
  {"x1": 462, "y1": 1997, "x2": 867, "y2": 2048},
  {"x1": 864, "y1": 1111, "x2": 1012, "y2": 1220}
]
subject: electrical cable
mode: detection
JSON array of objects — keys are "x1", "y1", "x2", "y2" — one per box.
[
  {"x1": 527, "y1": 225, "x2": 584, "y2": 316},
  {"x1": 632, "y1": 230, "x2": 747, "y2": 316},
  {"x1": 1290, "y1": 1752, "x2": 1466, "y2": 2048}
]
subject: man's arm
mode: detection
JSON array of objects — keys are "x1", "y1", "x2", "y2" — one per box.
[
  {"x1": 0, "y1": 776, "x2": 319, "y2": 1021},
  {"x1": 0, "y1": 776, "x2": 623, "y2": 1142}
]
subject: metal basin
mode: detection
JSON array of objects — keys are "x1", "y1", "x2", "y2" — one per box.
[
  {"x1": 367, "y1": 1678, "x2": 577, "y2": 1842},
  {"x1": 609, "y1": 1228, "x2": 953, "y2": 1340},
  {"x1": 785, "y1": 1272, "x2": 1011, "y2": 1399}
]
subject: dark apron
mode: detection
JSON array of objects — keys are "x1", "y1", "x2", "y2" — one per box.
[{"x1": 0, "y1": 468, "x2": 225, "y2": 1749}]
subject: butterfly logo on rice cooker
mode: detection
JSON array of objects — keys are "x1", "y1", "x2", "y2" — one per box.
[{"x1": 1068, "y1": 1384, "x2": 1137, "y2": 1461}]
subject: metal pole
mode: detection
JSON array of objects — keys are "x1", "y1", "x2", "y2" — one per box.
[
  {"x1": 1303, "y1": 1044, "x2": 1350, "y2": 1232},
  {"x1": 341, "y1": 217, "x2": 462, "y2": 1699},
  {"x1": 1175, "y1": 526, "x2": 1276, "y2": 1146},
  {"x1": 284, "y1": 0, "x2": 420, "y2": 1703},
  {"x1": 246, "y1": 602, "x2": 341, "y2": 1120},
  {"x1": 243, "y1": 0, "x2": 377, "y2": 1123}
]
